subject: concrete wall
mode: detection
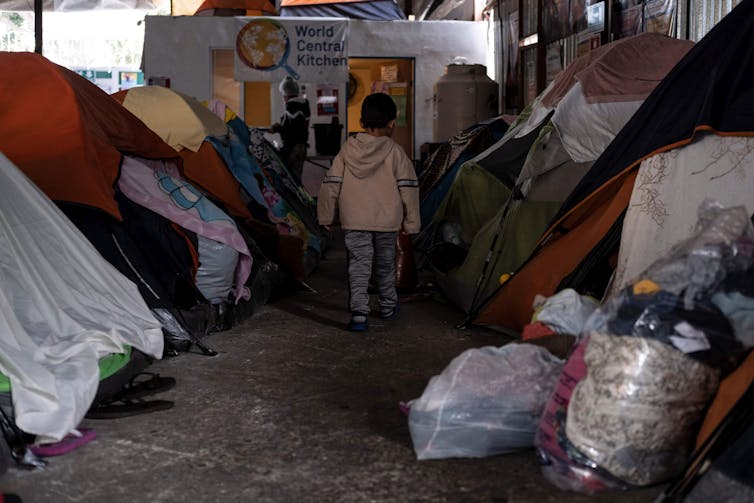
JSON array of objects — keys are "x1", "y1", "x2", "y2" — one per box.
[{"x1": 143, "y1": 16, "x2": 489, "y2": 158}]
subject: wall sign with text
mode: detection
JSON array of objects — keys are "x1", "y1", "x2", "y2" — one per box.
[{"x1": 234, "y1": 18, "x2": 349, "y2": 84}]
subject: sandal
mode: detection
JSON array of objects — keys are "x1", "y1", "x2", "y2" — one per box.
[
  {"x1": 30, "y1": 428, "x2": 97, "y2": 457},
  {"x1": 85, "y1": 399, "x2": 174, "y2": 420},
  {"x1": 111, "y1": 373, "x2": 176, "y2": 402}
]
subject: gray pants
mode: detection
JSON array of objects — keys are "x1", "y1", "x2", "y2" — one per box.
[{"x1": 344, "y1": 230, "x2": 398, "y2": 316}]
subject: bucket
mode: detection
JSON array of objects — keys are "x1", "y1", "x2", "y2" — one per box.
[{"x1": 313, "y1": 120, "x2": 343, "y2": 156}]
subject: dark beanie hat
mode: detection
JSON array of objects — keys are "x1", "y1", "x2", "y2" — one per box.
[{"x1": 361, "y1": 93, "x2": 397, "y2": 129}]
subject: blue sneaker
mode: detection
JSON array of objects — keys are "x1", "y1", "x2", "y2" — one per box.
[
  {"x1": 348, "y1": 314, "x2": 368, "y2": 332},
  {"x1": 379, "y1": 304, "x2": 400, "y2": 320}
]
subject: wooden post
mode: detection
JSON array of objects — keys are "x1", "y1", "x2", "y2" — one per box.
[{"x1": 34, "y1": 0, "x2": 42, "y2": 54}]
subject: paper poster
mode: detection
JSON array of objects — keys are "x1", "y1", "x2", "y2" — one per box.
[
  {"x1": 388, "y1": 83, "x2": 408, "y2": 127},
  {"x1": 380, "y1": 64, "x2": 398, "y2": 83},
  {"x1": 316, "y1": 86, "x2": 339, "y2": 115},
  {"x1": 235, "y1": 18, "x2": 349, "y2": 84}
]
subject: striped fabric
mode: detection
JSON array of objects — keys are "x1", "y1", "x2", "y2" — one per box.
[
  {"x1": 397, "y1": 178, "x2": 419, "y2": 187},
  {"x1": 345, "y1": 230, "x2": 398, "y2": 316}
]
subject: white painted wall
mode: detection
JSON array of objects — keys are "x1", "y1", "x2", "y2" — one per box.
[{"x1": 143, "y1": 16, "x2": 489, "y2": 158}]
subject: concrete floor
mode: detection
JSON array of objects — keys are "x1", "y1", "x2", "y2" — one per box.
[{"x1": 0, "y1": 236, "x2": 664, "y2": 503}]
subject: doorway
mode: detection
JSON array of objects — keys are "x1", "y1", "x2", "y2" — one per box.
[{"x1": 347, "y1": 57, "x2": 415, "y2": 159}]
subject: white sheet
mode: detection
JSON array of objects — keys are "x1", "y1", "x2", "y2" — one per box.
[
  {"x1": 0, "y1": 153, "x2": 163, "y2": 442},
  {"x1": 612, "y1": 134, "x2": 754, "y2": 293}
]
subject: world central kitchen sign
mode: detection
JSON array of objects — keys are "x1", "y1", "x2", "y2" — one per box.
[{"x1": 234, "y1": 18, "x2": 349, "y2": 83}]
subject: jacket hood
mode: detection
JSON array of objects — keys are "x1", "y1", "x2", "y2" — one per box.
[{"x1": 339, "y1": 133, "x2": 396, "y2": 179}]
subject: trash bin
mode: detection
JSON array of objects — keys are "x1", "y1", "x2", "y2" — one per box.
[{"x1": 313, "y1": 118, "x2": 343, "y2": 156}]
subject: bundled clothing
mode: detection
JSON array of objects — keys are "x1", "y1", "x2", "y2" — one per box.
[{"x1": 318, "y1": 133, "x2": 420, "y2": 318}]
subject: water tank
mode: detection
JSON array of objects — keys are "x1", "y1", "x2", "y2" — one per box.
[{"x1": 433, "y1": 64, "x2": 499, "y2": 142}]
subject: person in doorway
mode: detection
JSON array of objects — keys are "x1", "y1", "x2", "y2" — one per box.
[
  {"x1": 317, "y1": 93, "x2": 420, "y2": 332},
  {"x1": 271, "y1": 76, "x2": 310, "y2": 183}
]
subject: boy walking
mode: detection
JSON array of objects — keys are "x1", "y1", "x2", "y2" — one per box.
[{"x1": 317, "y1": 93, "x2": 420, "y2": 332}]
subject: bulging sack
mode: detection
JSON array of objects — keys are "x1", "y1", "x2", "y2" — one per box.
[{"x1": 409, "y1": 343, "x2": 563, "y2": 460}]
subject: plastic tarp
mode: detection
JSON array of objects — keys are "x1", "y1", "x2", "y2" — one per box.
[{"x1": 0, "y1": 153, "x2": 163, "y2": 442}]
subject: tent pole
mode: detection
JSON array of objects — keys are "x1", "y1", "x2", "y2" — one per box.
[
  {"x1": 456, "y1": 195, "x2": 515, "y2": 329},
  {"x1": 34, "y1": 0, "x2": 42, "y2": 54}
]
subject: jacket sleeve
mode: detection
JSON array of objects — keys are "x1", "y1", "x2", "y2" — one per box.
[
  {"x1": 395, "y1": 152, "x2": 421, "y2": 234},
  {"x1": 317, "y1": 155, "x2": 345, "y2": 226}
]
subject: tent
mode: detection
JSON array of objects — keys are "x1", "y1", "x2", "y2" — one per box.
[
  {"x1": 118, "y1": 155, "x2": 253, "y2": 305},
  {"x1": 0, "y1": 52, "x2": 178, "y2": 220},
  {"x1": 114, "y1": 87, "x2": 318, "y2": 279},
  {"x1": 0, "y1": 152, "x2": 163, "y2": 442},
  {"x1": 0, "y1": 52, "x2": 217, "y2": 352},
  {"x1": 206, "y1": 99, "x2": 325, "y2": 273},
  {"x1": 110, "y1": 87, "x2": 255, "y2": 221},
  {"x1": 280, "y1": 0, "x2": 405, "y2": 20},
  {"x1": 474, "y1": 0, "x2": 754, "y2": 332},
  {"x1": 658, "y1": 355, "x2": 754, "y2": 502},
  {"x1": 425, "y1": 33, "x2": 692, "y2": 313},
  {"x1": 418, "y1": 118, "x2": 509, "y2": 231}
]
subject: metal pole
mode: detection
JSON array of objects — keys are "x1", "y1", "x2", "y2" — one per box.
[{"x1": 34, "y1": 0, "x2": 42, "y2": 54}]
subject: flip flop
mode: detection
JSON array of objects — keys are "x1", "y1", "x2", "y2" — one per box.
[
  {"x1": 85, "y1": 399, "x2": 174, "y2": 420},
  {"x1": 30, "y1": 428, "x2": 97, "y2": 457},
  {"x1": 111, "y1": 373, "x2": 176, "y2": 402},
  {"x1": 398, "y1": 401, "x2": 411, "y2": 417}
]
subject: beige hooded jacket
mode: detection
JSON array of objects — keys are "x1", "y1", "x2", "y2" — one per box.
[{"x1": 317, "y1": 133, "x2": 420, "y2": 233}]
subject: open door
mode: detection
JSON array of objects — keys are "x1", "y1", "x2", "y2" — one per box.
[{"x1": 347, "y1": 57, "x2": 414, "y2": 159}]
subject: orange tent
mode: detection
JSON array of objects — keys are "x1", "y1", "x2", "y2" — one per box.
[
  {"x1": 194, "y1": 0, "x2": 277, "y2": 15},
  {"x1": 0, "y1": 52, "x2": 179, "y2": 220},
  {"x1": 696, "y1": 351, "x2": 754, "y2": 448}
]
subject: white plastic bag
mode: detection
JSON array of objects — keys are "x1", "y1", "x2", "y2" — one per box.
[
  {"x1": 534, "y1": 288, "x2": 599, "y2": 336},
  {"x1": 408, "y1": 343, "x2": 563, "y2": 460}
]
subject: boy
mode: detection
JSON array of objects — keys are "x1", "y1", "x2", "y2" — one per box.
[{"x1": 317, "y1": 93, "x2": 420, "y2": 332}]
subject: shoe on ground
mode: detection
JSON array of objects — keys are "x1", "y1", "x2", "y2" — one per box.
[
  {"x1": 379, "y1": 304, "x2": 400, "y2": 320},
  {"x1": 348, "y1": 314, "x2": 368, "y2": 332}
]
